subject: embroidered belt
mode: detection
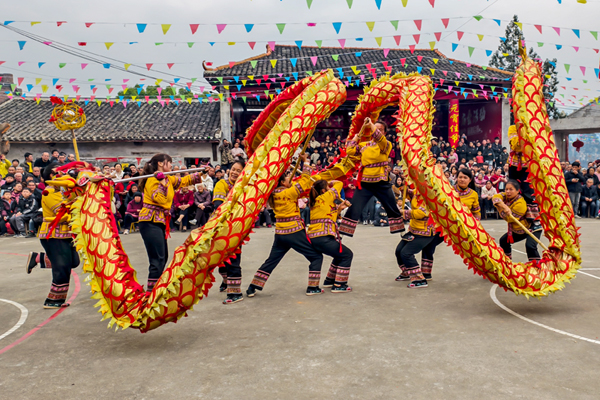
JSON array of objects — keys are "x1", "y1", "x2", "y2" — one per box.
[
  {"x1": 357, "y1": 161, "x2": 389, "y2": 188},
  {"x1": 275, "y1": 215, "x2": 305, "y2": 235}
]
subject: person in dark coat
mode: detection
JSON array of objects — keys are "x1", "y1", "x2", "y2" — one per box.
[
  {"x1": 564, "y1": 161, "x2": 585, "y2": 218},
  {"x1": 580, "y1": 178, "x2": 599, "y2": 218}
]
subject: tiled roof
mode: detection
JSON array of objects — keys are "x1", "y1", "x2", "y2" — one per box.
[
  {"x1": 567, "y1": 101, "x2": 600, "y2": 119},
  {"x1": 1, "y1": 99, "x2": 221, "y2": 143},
  {"x1": 204, "y1": 45, "x2": 512, "y2": 85}
]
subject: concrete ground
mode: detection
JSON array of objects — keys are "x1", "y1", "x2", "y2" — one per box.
[{"x1": 0, "y1": 220, "x2": 599, "y2": 399}]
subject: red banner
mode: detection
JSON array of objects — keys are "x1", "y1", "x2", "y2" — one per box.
[{"x1": 448, "y1": 99, "x2": 459, "y2": 149}]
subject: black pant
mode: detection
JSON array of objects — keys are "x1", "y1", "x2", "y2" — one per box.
[
  {"x1": 172, "y1": 208, "x2": 190, "y2": 229},
  {"x1": 341, "y1": 181, "x2": 403, "y2": 236},
  {"x1": 421, "y1": 233, "x2": 444, "y2": 275},
  {"x1": 194, "y1": 207, "x2": 210, "y2": 227},
  {"x1": 482, "y1": 198, "x2": 494, "y2": 218},
  {"x1": 123, "y1": 214, "x2": 138, "y2": 229},
  {"x1": 222, "y1": 252, "x2": 242, "y2": 294},
  {"x1": 251, "y1": 231, "x2": 323, "y2": 289},
  {"x1": 40, "y1": 238, "x2": 80, "y2": 304},
  {"x1": 310, "y1": 235, "x2": 353, "y2": 285},
  {"x1": 139, "y1": 221, "x2": 168, "y2": 287},
  {"x1": 499, "y1": 230, "x2": 541, "y2": 260},
  {"x1": 395, "y1": 235, "x2": 434, "y2": 278}
]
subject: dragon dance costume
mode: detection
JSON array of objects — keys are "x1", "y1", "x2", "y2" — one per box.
[
  {"x1": 395, "y1": 193, "x2": 435, "y2": 288},
  {"x1": 493, "y1": 192, "x2": 541, "y2": 261},
  {"x1": 139, "y1": 173, "x2": 202, "y2": 291},
  {"x1": 248, "y1": 164, "x2": 324, "y2": 296},
  {"x1": 340, "y1": 128, "x2": 404, "y2": 236},
  {"x1": 212, "y1": 177, "x2": 244, "y2": 303},
  {"x1": 38, "y1": 186, "x2": 80, "y2": 308},
  {"x1": 422, "y1": 184, "x2": 481, "y2": 279},
  {"x1": 308, "y1": 181, "x2": 353, "y2": 292}
]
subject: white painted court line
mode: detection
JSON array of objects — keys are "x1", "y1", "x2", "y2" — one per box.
[
  {"x1": 0, "y1": 299, "x2": 28, "y2": 341},
  {"x1": 490, "y1": 286, "x2": 600, "y2": 345},
  {"x1": 579, "y1": 271, "x2": 600, "y2": 280}
]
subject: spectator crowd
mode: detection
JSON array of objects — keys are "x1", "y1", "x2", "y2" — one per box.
[{"x1": 1, "y1": 131, "x2": 599, "y2": 239}]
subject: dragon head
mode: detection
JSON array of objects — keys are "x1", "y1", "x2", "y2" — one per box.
[{"x1": 45, "y1": 161, "x2": 105, "y2": 192}]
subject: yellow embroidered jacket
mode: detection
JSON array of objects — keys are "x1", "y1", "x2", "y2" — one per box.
[
  {"x1": 455, "y1": 185, "x2": 481, "y2": 220},
  {"x1": 403, "y1": 195, "x2": 434, "y2": 236},
  {"x1": 38, "y1": 186, "x2": 71, "y2": 239},
  {"x1": 347, "y1": 129, "x2": 391, "y2": 183},
  {"x1": 492, "y1": 193, "x2": 529, "y2": 233},
  {"x1": 139, "y1": 173, "x2": 201, "y2": 225},
  {"x1": 272, "y1": 165, "x2": 313, "y2": 234},
  {"x1": 212, "y1": 178, "x2": 235, "y2": 208},
  {"x1": 308, "y1": 181, "x2": 343, "y2": 239}
]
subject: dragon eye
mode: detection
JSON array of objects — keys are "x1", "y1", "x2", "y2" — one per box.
[{"x1": 68, "y1": 169, "x2": 78, "y2": 178}]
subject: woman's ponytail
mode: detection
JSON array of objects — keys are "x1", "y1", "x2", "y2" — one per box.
[{"x1": 309, "y1": 180, "x2": 328, "y2": 208}]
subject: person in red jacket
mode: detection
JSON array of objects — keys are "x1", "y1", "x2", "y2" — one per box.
[{"x1": 172, "y1": 186, "x2": 194, "y2": 232}]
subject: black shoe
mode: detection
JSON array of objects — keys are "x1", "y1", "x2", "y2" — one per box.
[
  {"x1": 219, "y1": 281, "x2": 227, "y2": 292},
  {"x1": 26, "y1": 252, "x2": 38, "y2": 274},
  {"x1": 223, "y1": 293, "x2": 244, "y2": 304},
  {"x1": 395, "y1": 274, "x2": 410, "y2": 281},
  {"x1": 331, "y1": 284, "x2": 352, "y2": 293},
  {"x1": 26, "y1": 231, "x2": 36, "y2": 238},
  {"x1": 322, "y1": 278, "x2": 335, "y2": 288},
  {"x1": 530, "y1": 220, "x2": 543, "y2": 232},
  {"x1": 306, "y1": 286, "x2": 324, "y2": 296},
  {"x1": 246, "y1": 284, "x2": 261, "y2": 297},
  {"x1": 423, "y1": 273, "x2": 432, "y2": 280},
  {"x1": 43, "y1": 300, "x2": 69, "y2": 309}
]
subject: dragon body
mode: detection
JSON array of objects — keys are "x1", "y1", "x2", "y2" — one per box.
[{"x1": 51, "y1": 51, "x2": 579, "y2": 332}]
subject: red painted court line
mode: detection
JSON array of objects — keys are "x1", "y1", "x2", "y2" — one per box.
[
  {"x1": 0, "y1": 251, "x2": 28, "y2": 257},
  {"x1": 0, "y1": 270, "x2": 81, "y2": 356}
]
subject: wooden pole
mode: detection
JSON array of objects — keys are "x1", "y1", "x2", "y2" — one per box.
[
  {"x1": 71, "y1": 129, "x2": 80, "y2": 161},
  {"x1": 114, "y1": 167, "x2": 206, "y2": 184},
  {"x1": 508, "y1": 215, "x2": 549, "y2": 252}
]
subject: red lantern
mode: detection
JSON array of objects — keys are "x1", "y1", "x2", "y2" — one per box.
[{"x1": 573, "y1": 139, "x2": 584, "y2": 152}]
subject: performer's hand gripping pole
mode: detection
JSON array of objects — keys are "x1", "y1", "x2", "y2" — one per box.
[{"x1": 508, "y1": 215, "x2": 549, "y2": 252}]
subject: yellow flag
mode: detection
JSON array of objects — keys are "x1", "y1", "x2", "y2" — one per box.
[
  {"x1": 402, "y1": 0, "x2": 408, "y2": 6},
  {"x1": 227, "y1": 42, "x2": 236, "y2": 45},
  {"x1": 366, "y1": 22, "x2": 375, "y2": 32},
  {"x1": 429, "y1": 41, "x2": 436, "y2": 50},
  {"x1": 123, "y1": 88, "x2": 128, "y2": 94},
  {"x1": 224, "y1": 85, "x2": 230, "y2": 90},
  {"x1": 36, "y1": 98, "x2": 41, "y2": 104},
  {"x1": 96, "y1": 100, "x2": 102, "y2": 106},
  {"x1": 161, "y1": 24, "x2": 171, "y2": 35},
  {"x1": 132, "y1": 96, "x2": 137, "y2": 101},
  {"x1": 375, "y1": 37, "x2": 382, "y2": 47},
  {"x1": 187, "y1": 98, "x2": 192, "y2": 104},
  {"x1": 430, "y1": 69, "x2": 435, "y2": 75},
  {"x1": 351, "y1": 66, "x2": 361, "y2": 75},
  {"x1": 269, "y1": 94, "x2": 274, "y2": 100},
  {"x1": 218, "y1": 93, "x2": 224, "y2": 100},
  {"x1": 432, "y1": 58, "x2": 439, "y2": 64},
  {"x1": 155, "y1": 79, "x2": 163, "y2": 85},
  {"x1": 124, "y1": 64, "x2": 131, "y2": 70},
  {"x1": 31, "y1": 21, "x2": 41, "y2": 26},
  {"x1": 270, "y1": 59, "x2": 277, "y2": 68},
  {"x1": 41, "y1": 85, "x2": 48, "y2": 93},
  {"x1": 241, "y1": 80, "x2": 247, "y2": 86},
  {"x1": 477, "y1": 34, "x2": 484, "y2": 41},
  {"x1": 248, "y1": 75, "x2": 254, "y2": 80},
  {"x1": 105, "y1": 42, "x2": 114, "y2": 50},
  {"x1": 515, "y1": 22, "x2": 522, "y2": 29},
  {"x1": 35, "y1": 78, "x2": 42, "y2": 85}
]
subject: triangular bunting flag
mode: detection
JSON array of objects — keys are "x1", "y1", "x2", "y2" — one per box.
[
  {"x1": 216, "y1": 24, "x2": 226, "y2": 34},
  {"x1": 161, "y1": 24, "x2": 171, "y2": 35}
]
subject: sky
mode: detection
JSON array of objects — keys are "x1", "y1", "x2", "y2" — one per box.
[{"x1": 1, "y1": 0, "x2": 599, "y2": 112}]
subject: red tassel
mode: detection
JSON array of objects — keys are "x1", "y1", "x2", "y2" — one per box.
[{"x1": 508, "y1": 233, "x2": 514, "y2": 244}]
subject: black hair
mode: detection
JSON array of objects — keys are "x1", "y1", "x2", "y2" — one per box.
[
  {"x1": 24, "y1": 152, "x2": 32, "y2": 158},
  {"x1": 42, "y1": 162, "x2": 60, "y2": 182},
  {"x1": 457, "y1": 168, "x2": 477, "y2": 191},
  {"x1": 505, "y1": 179, "x2": 521, "y2": 192},
  {"x1": 375, "y1": 120, "x2": 389, "y2": 133},
  {"x1": 309, "y1": 180, "x2": 328, "y2": 208},
  {"x1": 11, "y1": 159, "x2": 19, "y2": 164},
  {"x1": 139, "y1": 153, "x2": 173, "y2": 191},
  {"x1": 232, "y1": 160, "x2": 246, "y2": 170},
  {"x1": 572, "y1": 161, "x2": 580, "y2": 167}
]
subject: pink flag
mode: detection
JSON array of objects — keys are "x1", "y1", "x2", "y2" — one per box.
[
  {"x1": 409, "y1": 45, "x2": 416, "y2": 54},
  {"x1": 580, "y1": 66, "x2": 586, "y2": 75},
  {"x1": 383, "y1": 48, "x2": 390, "y2": 57},
  {"x1": 338, "y1": 39, "x2": 346, "y2": 48},
  {"x1": 216, "y1": 24, "x2": 227, "y2": 34},
  {"x1": 268, "y1": 41, "x2": 276, "y2": 51},
  {"x1": 534, "y1": 25, "x2": 542, "y2": 34},
  {"x1": 553, "y1": 27, "x2": 560, "y2": 35},
  {"x1": 394, "y1": 35, "x2": 401, "y2": 46},
  {"x1": 310, "y1": 56, "x2": 318, "y2": 66},
  {"x1": 81, "y1": 63, "x2": 88, "y2": 69}
]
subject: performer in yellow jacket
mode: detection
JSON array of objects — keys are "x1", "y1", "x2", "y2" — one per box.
[
  {"x1": 247, "y1": 154, "x2": 324, "y2": 297},
  {"x1": 138, "y1": 154, "x2": 202, "y2": 292},
  {"x1": 493, "y1": 179, "x2": 541, "y2": 261},
  {"x1": 308, "y1": 180, "x2": 353, "y2": 293},
  {"x1": 339, "y1": 119, "x2": 404, "y2": 237},
  {"x1": 395, "y1": 191, "x2": 435, "y2": 288},
  {"x1": 34, "y1": 163, "x2": 80, "y2": 308},
  {"x1": 419, "y1": 168, "x2": 481, "y2": 280},
  {"x1": 212, "y1": 160, "x2": 245, "y2": 304}
]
